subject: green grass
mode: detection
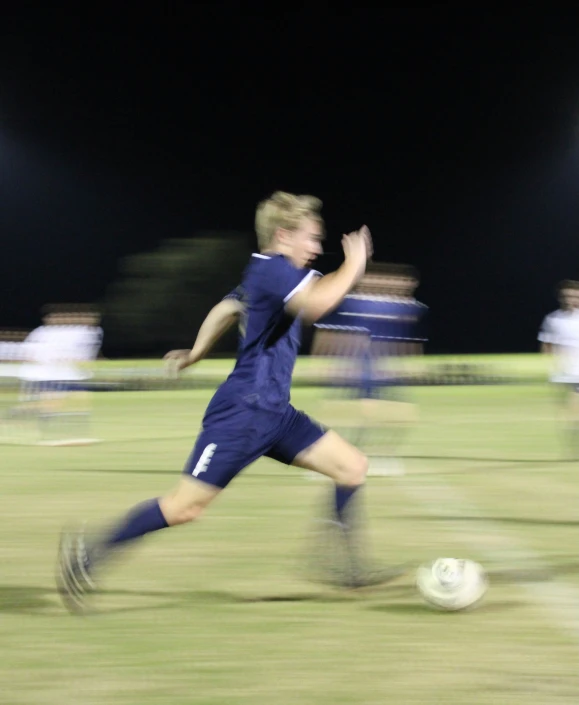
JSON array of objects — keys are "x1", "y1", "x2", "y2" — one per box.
[
  {"x1": 92, "y1": 352, "x2": 552, "y2": 382},
  {"x1": 1, "y1": 383, "x2": 579, "y2": 704}
]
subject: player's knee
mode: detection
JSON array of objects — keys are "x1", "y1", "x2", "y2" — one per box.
[
  {"x1": 160, "y1": 495, "x2": 207, "y2": 526},
  {"x1": 163, "y1": 502, "x2": 204, "y2": 526},
  {"x1": 341, "y1": 451, "x2": 368, "y2": 487},
  {"x1": 175, "y1": 505, "x2": 204, "y2": 525},
  {"x1": 160, "y1": 477, "x2": 220, "y2": 526},
  {"x1": 355, "y1": 451, "x2": 369, "y2": 483}
]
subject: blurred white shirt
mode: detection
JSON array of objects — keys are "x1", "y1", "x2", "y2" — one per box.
[
  {"x1": 538, "y1": 309, "x2": 579, "y2": 382},
  {"x1": 19, "y1": 325, "x2": 103, "y2": 382}
]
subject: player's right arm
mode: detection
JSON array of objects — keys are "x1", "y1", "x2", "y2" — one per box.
[
  {"x1": 165, "y1": 297, "x2": 243, "y2": 372},
  {"x1": 286, "y1": 226, "x2": 372, "y2": 323}
]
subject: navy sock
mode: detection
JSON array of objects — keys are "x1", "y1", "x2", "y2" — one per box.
[
  {"x1": 101, "y1": 498, "x2": 169, "y2": 552},
  {"x1": 334, "y1": 485, "x2": 360, "y2": 527}
]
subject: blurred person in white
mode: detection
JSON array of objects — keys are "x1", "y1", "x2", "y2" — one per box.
[
  {"x1": 0, "y1": 330, "x2": 27, "y2": 376},
  {"x1": 0, "y1": 330, "x2": 28, "y2": 442},
  {"x1": 18, "y1": 306, "x2": 103, "y2": 445},
  {"x1": 539, "y1": 280, "x2": 579, "y2": 459}
]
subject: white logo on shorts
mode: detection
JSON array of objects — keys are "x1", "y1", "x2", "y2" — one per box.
[{"x1": 192, "y1": 443, "x2": 217, "y2": 477}]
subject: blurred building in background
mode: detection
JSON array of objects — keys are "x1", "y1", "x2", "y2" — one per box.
[{"x1": 103, "y1": 234, "x2": 252, "y2": 358}]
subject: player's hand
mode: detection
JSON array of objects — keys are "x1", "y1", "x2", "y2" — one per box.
[
  {"x1": 342, "y1": 225, "x2": 373, "y2": 278},
  {"x1": 163, "y1": 349, "x2": 191, "y2": 377},
  {"x1": 359, "y1": 224, "x2": 373, "y2": 261}
]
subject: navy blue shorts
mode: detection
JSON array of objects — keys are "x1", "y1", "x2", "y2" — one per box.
[{"x1": 183, "y1": 404, "x2": 327, "y2": 488}]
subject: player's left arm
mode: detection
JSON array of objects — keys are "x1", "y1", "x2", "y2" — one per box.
[
  {"x1": 538, "y1": 314, "x2": 555, "y2": 355},
  {"x1": 165, "y1": 298, "x2": 244, "y2": 371}
]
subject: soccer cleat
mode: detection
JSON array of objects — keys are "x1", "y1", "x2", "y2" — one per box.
[
  {"x1": 306, "y1": 518, "x2": 410, "y2": 590},
  {"x1": 56, "y1": 527, "x2": 97, "y2": 614},
  {"x1": 305, "y1": 518, "x2": 353, "y2": 587}
]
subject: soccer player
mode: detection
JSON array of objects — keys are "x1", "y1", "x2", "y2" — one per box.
[
  {"x1": 538, "y1": 280, "x2": 579, "y2": 458},
  {"x1": 0, "y1": 330, "x2": 28, "y2": 443},
  {"x1": 57, "y1": 191, "x2": 380, "y2": 613},
  {"x1": 18, "y1": 307, "x2": 103, "y2": 445},
  {"x1": 310, "y1": 264, "x2": 427, "y2": 475}
]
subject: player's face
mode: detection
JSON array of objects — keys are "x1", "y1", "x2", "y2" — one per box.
[
  {"x1": 287, "y1": 217, "x2": 323, "y2": 268},
  {"x1": 571, "y1": 292, "x2": 579, "y2": 310},
  {"x1": 562, "y1": 289, "x2": 579, "y2": 310}
]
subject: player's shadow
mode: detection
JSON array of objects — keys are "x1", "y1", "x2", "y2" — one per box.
[
  {"x1": 94, "y1": 589, "x2": 360, "y2": 615},
  {"x1": 0, "y1": 584, "x2": 351, "y2": 617},
  {"x1": 0, "y1": 585, "x2": 207, "y2": 616},
  {"x1": 0, "y1": 586, "x2": 61, "y2": 615}
]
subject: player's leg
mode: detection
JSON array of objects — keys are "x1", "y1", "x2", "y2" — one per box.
[
  {"x1": 293, "y1": 429, "x2": 367, "y2": 492},
  {"x1": 292, "y1": 427, "x2": 409, "y2": 587},
  {"x1": 552, "y1": 382, "x2": 578, "y2": 459},
  {"x1": 36, "y1": 381, "x2": 68, "y2": 445},
  {"x1": 293, "y1": 430, "x2": 386, "y2": 588},
  {"x1": 57, "y1": 430, "x2": 252, "y2": 612},
  {"x1": 57, "y1": 478, "x2": 222, "y2": 614},
  {"x1": 268, "y1": 407, "x2": 377, "y2": 587},
  {"x1": 50, "y1": 385, "x2": 93, "y2": 444},
  {"x1": 565, "y1": 385, "x2": 579, "y2": 459},
  {"x1": 292, "y1": 429, "x2": 368, "y2": 545}
]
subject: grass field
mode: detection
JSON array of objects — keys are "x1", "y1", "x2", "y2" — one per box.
[{"x1": 1, "y1": 380, "x2": 579, "y2": 704}]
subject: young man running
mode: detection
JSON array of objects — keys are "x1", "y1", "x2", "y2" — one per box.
[{"x1": 57, "y1": 191, "x2": 376, "y2": 612}]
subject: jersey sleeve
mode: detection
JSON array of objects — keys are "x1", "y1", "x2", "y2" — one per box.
[
  {"x1": 259, "y1": 257, "x2": 320, "y2": 305},
  {"x1": 222, "y1": 285, "x2": 245, "y2": 303},
  {"x1": 314, "y1": 297, "x2": 370, "y2": 332}
]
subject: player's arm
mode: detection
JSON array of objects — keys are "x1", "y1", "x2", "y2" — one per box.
[
  {"x1": 286, "y1": 226, "x2": 372, "y2": 323},
  {"x1": 538, "y1": 315, "x2": 554, "y2": 355},
  {"x1": 165, "y1": 298, "x2": 243, "y2": 371}
]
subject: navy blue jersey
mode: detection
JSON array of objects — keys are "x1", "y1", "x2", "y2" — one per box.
[
  {"x1": 208, "y1": 253, "x2": 319, "y2": 417},
  {"x1": 314, "y1": 294, "x2": 428, "y2": 398},
  {"x1": 315, "y1": 295, "x2": 428, "y2": 347}
]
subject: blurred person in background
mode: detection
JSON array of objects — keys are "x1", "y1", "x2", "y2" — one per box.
[
  {"x1": 0, "y1": 330, "x2": 28, "y2": 443},
  {"x1": 538, "y1": 279, "x2": 579, "y2": 459},
  {"x1": 311, "y1": 263, "x2": 427, "y2": 476},
  {"x1": 18, "y1": 306, "x2": 103, "y2": 445}
]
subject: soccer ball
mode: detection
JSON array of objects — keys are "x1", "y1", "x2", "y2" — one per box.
[{"x1": 416, "y1": 558, "x2": 488, "y2": 611}]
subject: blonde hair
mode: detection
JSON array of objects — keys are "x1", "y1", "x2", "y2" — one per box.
[{"x1": 255, "y1": 191, "x2": 323, "y2": 250}]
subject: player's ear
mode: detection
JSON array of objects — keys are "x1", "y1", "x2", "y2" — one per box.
[{"x1": 276, "y1": 227, "x2": 293, "y2": 247}]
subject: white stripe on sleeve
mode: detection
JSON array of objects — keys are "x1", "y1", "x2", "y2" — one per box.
[{"x1": 283, "y1": 269, "x2": 321, "y2": 304}]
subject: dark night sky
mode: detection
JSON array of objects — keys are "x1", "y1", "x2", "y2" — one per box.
[{"x1": 2, "y1": 6, "x2": 579, "y2": 353}]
